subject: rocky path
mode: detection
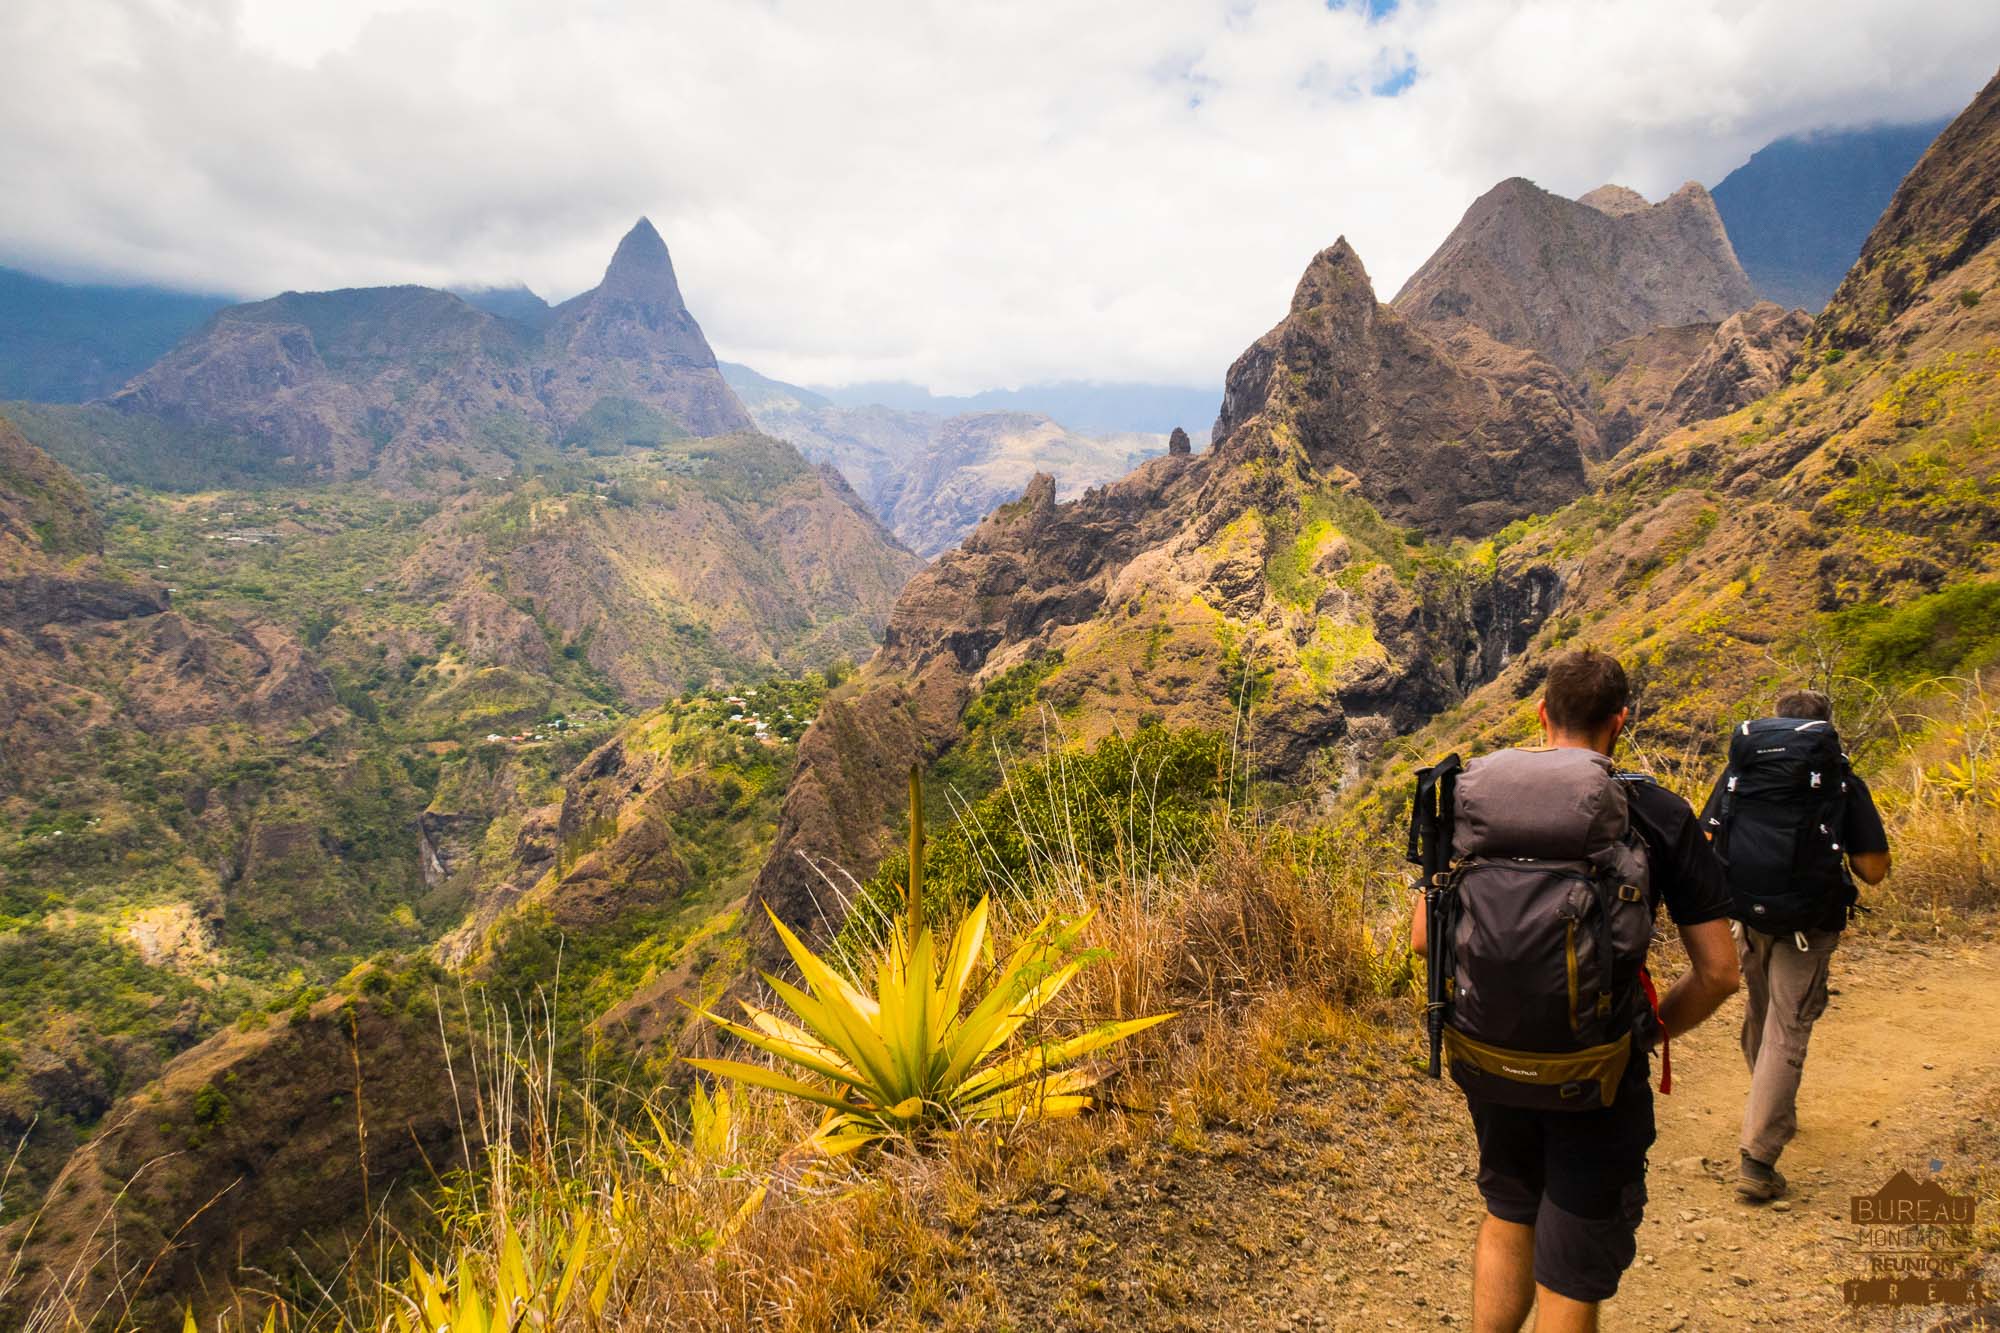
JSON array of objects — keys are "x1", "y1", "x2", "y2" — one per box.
[{"x1": 950, "y1": 932, "x2": 2000, "y2": 1332}]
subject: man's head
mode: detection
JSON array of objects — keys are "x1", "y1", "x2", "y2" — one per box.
[
  {"x1": 1775, "y1": 688, "x2": 1833, "y2": 722},
  {"x1": 1538, "y1": 648, "x2": 1630, "y2": 755}
]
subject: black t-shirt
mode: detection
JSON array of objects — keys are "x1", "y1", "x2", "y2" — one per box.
[
  {"x1": 1623, "y1": 776, "x2": 1733, "y2": 927},
  {"x1": 1698, "y1": 767, "x2": 1888, "y2": 930}
]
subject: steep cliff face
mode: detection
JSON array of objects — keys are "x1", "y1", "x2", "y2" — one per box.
[
  {"x1": 1582, "y1": 301, "x2": 1811, "y2": 455},
  {"x1": 750, "y1": 238, "x2": 1576, "y2": 944},
  {"x1": 1392, "y1": 178, "x2": 1756, "y2": 372},
  {"x1": 1213, "y1": 240, "x2": 1595, "y2": 537},
  {"x1": 2, "y1": 981, "x2": 471, "y2": 1328},
  {"x1": 91, "y1": 220, "x2": 751, "y2": 487}
]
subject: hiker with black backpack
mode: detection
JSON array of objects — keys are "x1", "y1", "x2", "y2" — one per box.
[
  {"x1": 1700, "y1": 689, "x2": 1891, "y2": 1204},
  {"x1": 1409, "y1": 649, "x2": 1740, "y2": 1333}
]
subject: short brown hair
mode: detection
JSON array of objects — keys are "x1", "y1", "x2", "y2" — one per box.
[
  {"x1": 1776, "y1": 688, "x2": 1833, "y2": 721},
  {"x1": 1543, "y1": 648, "x2": 1630, "y2": 734}
]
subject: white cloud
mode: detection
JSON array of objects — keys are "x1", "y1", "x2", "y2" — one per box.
[{"x1": 1, "y1": 0, "x2": 1994, "y2": 392}]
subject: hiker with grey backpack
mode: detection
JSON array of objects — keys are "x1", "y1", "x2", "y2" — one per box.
[
  {"x1": 1700, "y1": 689, "x2": 1892, "y2": 1204},
  {"x1": 1410, "y1": 649, "x2": 1741, "y2": 1333}
]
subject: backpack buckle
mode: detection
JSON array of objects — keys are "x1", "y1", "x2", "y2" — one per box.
[{"x1": 1618, "y1": 883, "x2": 1643, "y2": 903}]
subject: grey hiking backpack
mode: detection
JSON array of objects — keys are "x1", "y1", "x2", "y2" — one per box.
[{"x1": 1436, "y1": 748, "x2": 1658, "y2": 1110}]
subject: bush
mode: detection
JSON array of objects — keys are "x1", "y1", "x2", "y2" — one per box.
[
  {"x1": 1838, "y1": 579, "x2": 2000, "y2": 684},
  {"x1": 842, "y1": 724, "x2": 1228, "y2": 955}
]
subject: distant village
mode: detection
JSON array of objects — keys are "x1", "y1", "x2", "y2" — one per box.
[{"x1": 479, "y1": 683, "x2": 812, "y2": 749}]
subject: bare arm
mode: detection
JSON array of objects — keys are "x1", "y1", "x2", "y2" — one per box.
[
  {"x1": 1657, "y1": 918, "x2": 1740, "y2": 1040},
  {"x1": 1850, "y1": 850, "x2": 1890, "y2": 885},
  {"x1": 1410, "y1": 891, "x2": 1429, "y2": 958}
]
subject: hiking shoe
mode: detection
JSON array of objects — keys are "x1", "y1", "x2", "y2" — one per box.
[{"x1": 1736, "y1": 1155, "x2": 1788, "y2": 1203}]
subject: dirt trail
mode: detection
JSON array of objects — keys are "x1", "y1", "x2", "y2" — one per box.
[{"x1": 954, "y1": 933, "x2": 2000, "y2": 1332}]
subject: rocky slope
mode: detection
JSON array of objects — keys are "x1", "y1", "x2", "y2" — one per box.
[
  {"x1": 727, "y1": 362, "x2": 1167, "y2": 556},
  {"x1": 45, "y1": 220, "x2": 750, "y2": 489},
  {"x1": 1582, "y1": 301, "x2": 1812, "y2": 454},
  {"x1": 400, "y1": 433, "x2": 920, "y2": 703},
  {"x1": 1392, "y1": 177, "x2": 1756, "y2": 373},
  {"x1": 749, "y1": 236, "x2": 1581, "y2": 943}
]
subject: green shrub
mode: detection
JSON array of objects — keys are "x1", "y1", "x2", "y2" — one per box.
[{"x1": 1836, "y1": 579, "x2": 2000, "y2": 684}]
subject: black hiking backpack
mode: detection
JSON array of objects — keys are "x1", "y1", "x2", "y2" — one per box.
[
  {"x1": 1421, "y1": 748, "x2": 1658, "y2": 1111},
  {"x1": 1707, "y1": 717, "x2": 1857, "y2": 935}
]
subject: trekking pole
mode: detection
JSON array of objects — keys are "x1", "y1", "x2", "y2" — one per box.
[{"x1": 1408, "y1": 755, "x2": 1462, "y2": 1078}]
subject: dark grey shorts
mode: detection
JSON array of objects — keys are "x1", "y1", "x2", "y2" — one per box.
[{"x1": 1465, "y1": 1074, "x2": 1656, "y2": 1302}]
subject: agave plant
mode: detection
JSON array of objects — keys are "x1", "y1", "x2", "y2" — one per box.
[
  {"x1": 686, "y1": 766, "x2": 1172, "y2": 1154},
  {"x1": 384, "y1": 1211, "x2": 611, "y2": 1333}
]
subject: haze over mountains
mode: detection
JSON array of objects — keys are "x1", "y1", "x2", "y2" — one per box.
[
  {"x1": 1713, "y1": 118, "x2": 1953, "y2": 310},
  {"x1": 1, "y1": 77, "x2": 1995, "y2": 1324},
  {"x1": 721, "y1": 362, "x2": 1168, "y2": 556}
]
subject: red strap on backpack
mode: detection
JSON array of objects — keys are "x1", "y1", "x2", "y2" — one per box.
[{"x1": 1639, "y1": 965, "x2": 1670, "y2": 1094}]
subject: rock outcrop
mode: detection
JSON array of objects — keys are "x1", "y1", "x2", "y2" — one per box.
[
  {"x1": 537, "y1": 218, "x2": 752, "y2": 439},
  {"x1": 97, "y1": 220, "x2": 752, "y2": 487},
  {"x1": 1653, "y1": 301, "x2": 1812, "y2": 435},
  {"x1": 1392, "y1": 178, "x2": 1756, "y2": 372},
  {"x1": 1583, "y1": 301, "x2": 1811, "y2": 455},
  {"x1": 1214, "y1": 240, "x2": 1594, "y2": 537}
]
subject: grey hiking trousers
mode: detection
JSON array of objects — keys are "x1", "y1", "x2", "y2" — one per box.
[{"x1": 1737, "y1": 922, "x2": 1840, "y2": 1164}]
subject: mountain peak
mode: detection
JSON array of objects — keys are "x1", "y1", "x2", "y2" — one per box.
[
  {"x1": 1393, "y1": 171, "x2": 1754, "y2": 370},
  {"x1": 1578, "y1": 184, "x2": 1649, "y2": 217},
  {"x1": 599, "y1": 216, "x2": 682, "y2": 303},
  {"x1": 1290, "y1": 238, "x2": 1376, "y2": 314}
]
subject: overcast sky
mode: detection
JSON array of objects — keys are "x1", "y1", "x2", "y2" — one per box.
[{"x1": 2, "y1": 1, "x2": 1996, "y2": 392}]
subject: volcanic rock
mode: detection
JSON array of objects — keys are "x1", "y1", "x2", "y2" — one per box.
[{"x1": 1392, "y1": 178, "x2": 1756, "y2": 372}]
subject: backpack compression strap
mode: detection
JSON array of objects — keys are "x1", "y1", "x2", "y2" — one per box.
[{"x1": 1638, "y1": 965, "x2": 1671, "y2": 1095}]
